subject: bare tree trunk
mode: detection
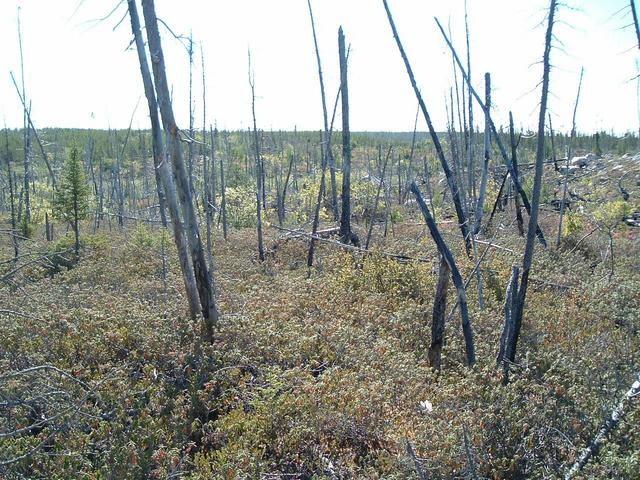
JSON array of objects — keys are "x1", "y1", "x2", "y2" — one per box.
[
  {"x1": 365, "y1": 146, "x2": 391, "y2": 250},
  {"x1": 202, "y1": 53, "x2": 214, "y2": 276},
  {"x1": 306, "y1": 0, "x2": 338, "y2": 221},
  {"x1": 496, "y1": 265, "x2": 519, "y2": 369},
  {"x1": 411, "y1": 181, "x2": 475, "y2": 366},
  {"x1": 220, "y1": 130, "x2": 229, "y2": 240},
  {"x1": 248, "y1": 51, "x2": 265, "y2": 262},
  {"x1": 143, "y1": 0, "x2": 219, "y2": 330},
  {"x1": 188, "y1": 33, "x2": 195, "y2": 197},
  {"x1": 549, "y1": 113, "x2": 559, "y2": 172},
  {"x1": 9, "y1": 73, "x2": 56, "y2": 190},
  {"x1": 557, "y1": 67, "x2": 584, "y2": 247},
  {"x1": 507, "y1": 0, "x2": 557, "y2": 376},
  {"x1": 428, "y1": 255, "x2": 450, "y2": 370},
  {"x1": 383, "y1": 0, "x2": 472, "y2": 257},
  {"x1": 17, "y1": 8, "x2": 30, "y2": 227},
  {"x1": 510, "y1": 113, "x2": 525, "y2": 236},
  {"x1": 474, "y1": 73, "x2": 491, "y2": 234},
  {"x1": 401, "y1": 103, "x2": 420, "y2": 204},
  {"x1": 338, "y1": 26, "x2": 356, "y2": 246},
  {"x1": 631, "y1": 0, "x2": 640, "y2": 49},
  {"x1": 277, "y1": 150, "x2": 294, "y2": 227},
  {"x1": 129, "y1": 0, "x2": 200, "y2": 318},
  {"x1": 435, "y1": 19, "x2": 548, "y2": 248},
  {"x1": 3, "y1": 128, "x2": 18, "y2": 259},
  {"x1": 465, "y1": 0, "x2": 475, "y2": 202},
  {"x1": 307, "y1": 131, "x2": 328, "y2": 269}
]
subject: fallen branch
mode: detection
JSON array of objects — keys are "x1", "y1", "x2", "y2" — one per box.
[
  {"x1": 565, "y1": 372, "x2": 640, "y2": 479},
  {"x1": 271, "y1": 225, "x2": 434, "y2": 264}
]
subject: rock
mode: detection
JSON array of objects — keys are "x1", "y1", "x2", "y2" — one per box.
[{"x1": 570, "y1": 153, "x2": 597, "y2": 168}]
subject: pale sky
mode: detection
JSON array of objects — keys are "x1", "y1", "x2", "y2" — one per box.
[{"x1": 0, "y1": 0, "x2": 637, "y2": 134}]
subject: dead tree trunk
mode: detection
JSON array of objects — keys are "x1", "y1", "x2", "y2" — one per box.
[
  {"x1": 549, "y1": 114, "x2": 559, "y2": 172},
  {"x1": 507, "y1": 0, "x2": 557, "y2": 377},
  {"x1": 557, "y1": 67, "x2": 584, "y2": 247},
  {"x1": 9, "y1": 73, "x2": 56, "y2": 190},
  {"x1": 307, "y1": 131, "x2": 328, "y2": 269},
  {"x1": 338, "y1": 26, "x2": 356, "y2": 246},
  {"x1": 365, "y1": 146, "x2": 391, "y2": 250},
  {"x1": 220, "y1": 130, "x2": 229, "y2": 240},
  {"x1": 3, "y1": 128, "x2": 18, "y2": 259},
  {"x1": 473, "y1": 72, "x2": 491, "y2": 234},
  {"x1": 306, "y1": 0, "x2": 338, "y2": 222},
  {"x1": 383, "y1": 0, "x2": 472, "y2": 257},
  {"x1": 631, "y1": 0, "x2": 640, "y2": 49},
  {"x1": 465, "y1": 0, "x2": 475, "y2": 203},
  {"x1": 565, "y1": 373, "x2": 640, "y2": 479},
  {"x1": 139, "y1": 0, "x2": 219, "y2": 340},
  {"x1": 17, "y1": 9, "x2": 30, "y2": 227},
  {"x1": 128, "y1": 0, "x2": 200, "y2": 319},
  {"x1": 496, "y1": 265, "x2": 519, "y2": 369},
  {"x1": 428, "y1": 255, "x2": 450, "y2": 370},
  {"x1": 510, "y1": 113, "x2": 525, "y2": 236},
  {"x1": 248, "y1": 51, "x2": 265, "y2": 262},
  {"x1": 435, "y1": 19, "x2": 547, "y2": 248},
  {"x1": 411, "y1": 181, "x2": 475, "y2": 366}
]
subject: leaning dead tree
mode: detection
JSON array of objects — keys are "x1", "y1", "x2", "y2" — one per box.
[
  {"x1": 435, "y1": 19, "x2": 547, "y2": 247},
  {"x1": 411, "y1": 181, "x2": 475, "y2": 366},
  {"x1": 128, "y1": 0, "x2": 200, "y2": 319},
  {"x1": 429, "y1": 255, "x2": 450, "y2": 370},
  {"x1": 306, "y1": 0, "x2": 338, "y2": 221},
  {"x1": 631, "y1": 0, "x2": 640, "y2": 49},
  {"x1": 135, "y1": 0, "x2": 219, "y2": 340},
  {"x1": 383, "y1": 0, "x2": 472, "y2": 257},
  {"x1": 505, "y1": 0, "x2": 558, "y2": 381}
]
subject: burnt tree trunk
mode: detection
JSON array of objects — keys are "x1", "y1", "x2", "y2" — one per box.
[
  {"x1": 428, "y1": 255, "x2": 450, "y2": 370},
  {"x1": 510, "y1": 113, "x2": 525, "y2": 236},
  {"x1": 474, "y1": 73, "x2": 490, "y2": 234},
  {"x1": 411, "y1": 181, "x2": 475, "y2": 366},
  {"x1": 338, "y1": 26, "x2": 356, "y2": 246}
]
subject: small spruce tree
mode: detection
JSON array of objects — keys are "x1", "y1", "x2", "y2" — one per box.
[{"x1": 54, "y1": 147, "x2": 90, "y2": 256}]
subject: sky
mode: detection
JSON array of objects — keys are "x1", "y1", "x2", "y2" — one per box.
[{"x1": 0, "y1": 0, "x2": 638, "y2": 134}]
